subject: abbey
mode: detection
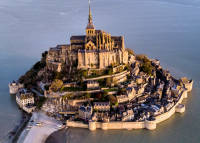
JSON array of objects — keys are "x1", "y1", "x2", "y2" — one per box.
[{"x1": 46, "y1": 1, "x2": 128, "y2": 72}]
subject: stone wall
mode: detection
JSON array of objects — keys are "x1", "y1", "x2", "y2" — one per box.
[
  {"x1": 67, "y1": 120, "x2": 156, "y2": 130},
  {"x1": 66, "y1": 89, "x2": 191, "y2": 131},
  {"x1": 67, "y1": 121, "x2": 88, "y2": 128},
  {"x1": 85, "y1": 70, "x2": 130, "y2": 81}
]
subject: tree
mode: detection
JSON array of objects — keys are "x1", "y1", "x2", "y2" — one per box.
[
  {"x1": 81, "y1": 70, "x2": 88, "y2": 77},
  {"x1": 141, "y1": 62, "x2": 153, "y2": 76},
  {"x1": 108, "y1": 95, "x2": 117, "y2": 105},
  {"x1": 106, "y1": 77, "x2": 112, "y2": 86},
  {"x1": 86, "y1": 93, "x2": 91, "y2": 99},
  {"x1": 126, "y1": 48, "x2": 135, "y2": 56},
  {"x1": 62, "y1": 93, "x2": 73, "y2": 100},
  {"x1": 50, "y1": 79, "x2": 63, "y2": 92},
  {"x1": 118, "y1": 88, "x2": 126, "y2": 95},
  {"x1": 136, "y1": 54, "x2": 154, "y2": 76}
]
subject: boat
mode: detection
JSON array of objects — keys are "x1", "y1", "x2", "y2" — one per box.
[{"x1": 8, "y1": 81, "x2": 24, "y2": 94}]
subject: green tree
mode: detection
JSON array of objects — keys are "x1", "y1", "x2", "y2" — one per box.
[
  {"x1": 118, "y1": 88, "x2": 126, "y2": 95},
  {"x1": 106, "y1": 77, "x2": 112, "y2": 86},
  {"x1": 107, "y1": 68, "x2": 113, "y2": 75},
  {"x1": 62, "y1": 93, "x2": 73, "y2": 100},
  {"x1": 50, "y1": 79, "x2": 63, "y2": 92},
  {"x1": 136, "y1": 54, "x2": 154, "y2": 76},
  {"x1": 81, "y1": 70, "x2": 88, "y2": 77},
  {"x1": 108, "y1": 95, "x2": 117, "y2": 105},
  {"x1": 86, "y1": 93, "x2": 91, "y2": 99}
]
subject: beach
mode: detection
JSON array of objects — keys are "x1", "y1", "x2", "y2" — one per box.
[{"x1": 17, "y1": 112, "x2": 63, "y2": 143}]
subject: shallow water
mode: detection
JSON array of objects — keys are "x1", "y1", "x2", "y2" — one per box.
[{"x1": 0, "y1": 0, "x2": 200, "y2": 142}]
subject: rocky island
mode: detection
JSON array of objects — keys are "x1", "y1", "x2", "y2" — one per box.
[{"x1": 10, "y1": 1, "x2": 193, "y2": 141}]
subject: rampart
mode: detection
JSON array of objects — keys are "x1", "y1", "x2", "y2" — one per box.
[
  {"x1": 85, "y1": 70, "x2": 130, "y2": 81},
  {"x1": 66, "y1": 82, "x2": 193, "y2": 131}
]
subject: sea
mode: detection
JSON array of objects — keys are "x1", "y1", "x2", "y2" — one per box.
[{"x1": 0, "y1": 0, "x2": 200, "y2": 142}]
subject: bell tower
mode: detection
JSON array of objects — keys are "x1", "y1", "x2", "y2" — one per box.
[{"x1": 86, "y1": 0, "x2": 95, "y2": 37}]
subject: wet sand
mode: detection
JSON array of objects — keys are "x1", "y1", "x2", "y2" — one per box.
[{"x1": 45, "y1": 128, "x2": 68, "y2": 143}]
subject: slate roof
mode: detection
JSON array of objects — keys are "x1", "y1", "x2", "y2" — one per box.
[{"x1": 70, "y1": 35, "x2": 86, "y2": 41}]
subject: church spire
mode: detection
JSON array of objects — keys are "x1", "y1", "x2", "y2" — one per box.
[
  {"x1": 86, "y1": 0, "x2": 95, "y2": 30},
  {"x1": 88, "y1": 0, "x2": 92, "y2": 24}
]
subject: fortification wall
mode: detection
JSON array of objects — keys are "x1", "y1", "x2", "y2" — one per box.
[
  {"x1": 85, "y1": 70, "x2": 130, "y2": 81},
  {"x1": 66, "y1": 88, "x2": 190, "y2": 131},
  {"x1": 67, "y1": 120, "x2": 156, "y2": 130},
  {"x1": 66, "y1": 121, "x2": 88, "y2": 128},
  {"x1": 155, "y1": 90, "x2": 187, "y2": 123}
]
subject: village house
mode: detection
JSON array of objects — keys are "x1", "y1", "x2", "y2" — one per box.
[
  {"x1": 16, "y1": 89, "x2": 34, "y2": 106},
  {"x1": 150, "y1": 105, "x2": 164, "y2": 116},
  {"x1": 116, "y1": 95, "x2": 129, "y2": 103},
  {"x1": 93, "y1": 102, "x2": 110, "y2": 112},
  {"x1": 16, "y1": 89, "x2": 36, "y2": 113},
  {"x1": 87, "y1": 80, "x2": 99, "y2": 89},
  {"x1": 122, "y1": 109, "x2": 134, "y2": 121},
  {"x1": 126, "y1": 87, "x2": 136, "y2": 100},
  {"x1": 78, "y1": 105, "x2": 93, "y2": 120},
  {"x1": 63, "y1": 82, "x2": 77, "y2": 88}
]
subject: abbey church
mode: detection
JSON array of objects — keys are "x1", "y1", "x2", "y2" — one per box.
[{"x1": 46, "y1": 1, "x2": 128, "y2": 72}]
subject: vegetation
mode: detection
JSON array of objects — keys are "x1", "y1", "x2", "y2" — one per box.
[
  {"x1": 80, "y1": 70, "x2": 88, "y2": 77},
  {"x1": 62, "y1": 93, "x2": 74, "y2": 100},
  {"x1": 106, "y1": 77, "x2": 112, "y2": 87},
  {"x1": 107, "y1": 68, "x2": 113, "y2": 75},
  {"x1": 93, "y1": 91, "x2": 109, "y2": 102},
  {"x1": 87, "y1": 69, "x2": 108, "y2": 78},
  {"x1": 108, "y1": 95, "x2": 118, "y2": 105},
  {"x1": 126, "y1": 48, "x2": 135, "y2": 56},
  {"x1": 85, "y1": 93, "x2": 91, "y2": 99},
  {"x1": 36, "y1": 96, "x2": 46, "y2": 109},
  {"x1": 60, "y1": 86, "x2": 86, "y2": 92},
  {"x1": 124, "y1": 64, "x2": 131, "y2": 71},
  {"x1": 104, "y1": 88, "x2": 118, "y2": 92},
  {"x1": 98, "y1": 79, "x2": 106, "y2": 88},
  {"x1": 19, "y1": 51, "x2": 48, "y2": 88},
  {"x1": 136, "y1": 54, "x2": 154, "y2": 76},
  {"x1": 54, "y1": 70, "x2": 65, "y2": 80},
  {"x1": 94, "y1": 90, "x2": 117, "y2": 104},
  {"x1": 118, "y1": 88, "x2": 126, "y2": 95},
  {"x1": 50, "y1": 79, "x2": 63, "y2": 92}
]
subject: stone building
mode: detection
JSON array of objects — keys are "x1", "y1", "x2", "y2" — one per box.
[
  {"x1": 16, "y1": 89, "x2": 34, "y2": 106},
  {"x1": 93, "y1": 102, "x2": 110, "y2": 112},
  {"x1": 78, "y1": 105, "x2": 93, "y2": 120},
  {"x1": 46, "y1": 1, "x2": 128, "y2": 72},
  {"x1": 16, "y1": 89, "x2": 36, "y2": 113},
  {"x1": 87, "y1": 80, "x2": 99, "y2": 89}
]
